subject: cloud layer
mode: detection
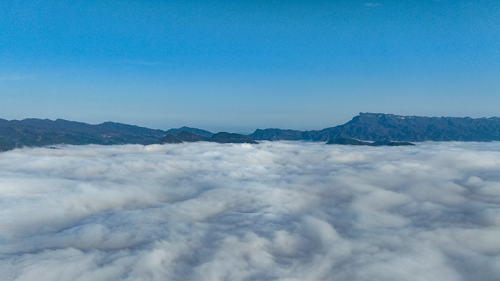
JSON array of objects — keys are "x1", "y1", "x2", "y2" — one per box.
[{"x1": 1, "y1": 142, "x2": 500, "y2": 281}]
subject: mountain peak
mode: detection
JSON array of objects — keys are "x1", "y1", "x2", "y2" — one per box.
[{"x1": 164, "y1": 127, "x2": 214, "y2": 138}]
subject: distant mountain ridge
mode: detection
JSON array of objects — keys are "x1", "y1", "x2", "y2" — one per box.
[
  {"x1": 0, "y1": 118, "x2": 168, "y2": 151},
  {"x1": 164, "y1": 126, "x2": 214, "y2": 138},
  {"x1": 155, "y1": 131, "x2": 206, "y2": 144},
  {"x1": 0, "y1": 119, "x2": 256, "y2": 151},
  {"x1": 1, "y1": 113, "x2": 500, "y2": 152},
  {"x1": 155, "y1": 131, "x2": 257, "y2": 144},
  {"x1": 249, "y1": 113, "x2": 500, "y2": 142}
]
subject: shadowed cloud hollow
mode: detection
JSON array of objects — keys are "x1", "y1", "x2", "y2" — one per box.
[{"x1": 1, "y1": 142, "x2": 500, "y2": 280}]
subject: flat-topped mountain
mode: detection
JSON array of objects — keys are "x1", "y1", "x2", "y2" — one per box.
[
  {"x1": 250, "y1": 113, "x2": 500, "y2": 142},
  {"x1": 320, "y1": 113, "x2": 500, "y2": 142}
]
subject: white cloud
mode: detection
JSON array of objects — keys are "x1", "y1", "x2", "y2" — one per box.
[{"x1": 1, "y1": 141, "x2": 500, "y2": 280}]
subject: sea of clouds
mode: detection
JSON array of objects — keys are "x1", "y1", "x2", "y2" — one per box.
[{"x1": 1, "y1": 141, "x2": 500, "y2": 281}]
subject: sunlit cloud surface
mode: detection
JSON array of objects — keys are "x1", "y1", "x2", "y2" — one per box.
[{"x1": 1, "y1": 142, "x2": 500, "y2": 281}]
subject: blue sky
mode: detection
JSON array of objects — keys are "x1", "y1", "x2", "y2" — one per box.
[{"x1": 1, "y1": 0, "x2": 499, "y2": 132}]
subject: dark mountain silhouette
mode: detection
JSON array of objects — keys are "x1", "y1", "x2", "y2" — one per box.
[
  {"x1": 370, "y1": 140, "x2": 415, "y2": 146},
  {"x1": 155, "y1": 134, "x2": 184, "y2": 144},
  {"x1": 0, "y1": 118, "x2": 168, "y2": 151},
  {"x1": 0, "y1": 118, "x2": 258, "y2": 151},
  {"x1": 155, "y1": 131, "x2": 207, "y2": 144},
  {"x1": 2, "y1": 112, "x2": 499, "y2": 152},
  {"x1": 248, "y1": 129, "x2": 308, "y2": 141},
  {"x1": 208, "y1": 132, "x2": 258, "y2": 144},
  {"x1": 164, "y1": 126, "x2": 214, "y2": 138},
  {"x1": 250, "y1": 113, "x2": 500, "y2": 142},
  {"x1": 326, "y1": 138, "x2": 415, "y2": 146},
  {"x1": 154, "y1": 131, "x2": 258, "y2": 145}
]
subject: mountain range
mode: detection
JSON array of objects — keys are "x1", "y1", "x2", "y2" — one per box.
[
  {"x1": 155, "y1": 131, "x2": 257, "y2": 144},
  {"x1": 1, "y1": 113, "x2": 499, "y2": 151},
  {"x1": 249, "y1": 113, "x2": 500, "y2": 142},
  {"x1": 0, "y1": 118, "x2": 167, "y2": 151}
]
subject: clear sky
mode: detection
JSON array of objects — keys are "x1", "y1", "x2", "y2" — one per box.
[{"x1": 1, "y1": 0, "x2": 499, "y2": 132}]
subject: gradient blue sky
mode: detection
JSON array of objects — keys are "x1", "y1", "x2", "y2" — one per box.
[{"x1": 1, "y1": 0, "x2": 499, "y2": 132}]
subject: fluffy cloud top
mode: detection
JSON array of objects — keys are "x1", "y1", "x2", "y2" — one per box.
[{"x1": 1, "y1": 142, "x2": 500, "y2": 281}]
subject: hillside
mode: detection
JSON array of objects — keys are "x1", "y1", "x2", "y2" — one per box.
[
  {"x1": 0, "y1": 118, "x2": 168, "y2": 151},
  {"x1": 249, "y1": 113, "x2": 500, "y2": 142},
  {"x1": 2, "y1": 113, "x2": 499, "y2": 152}
]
